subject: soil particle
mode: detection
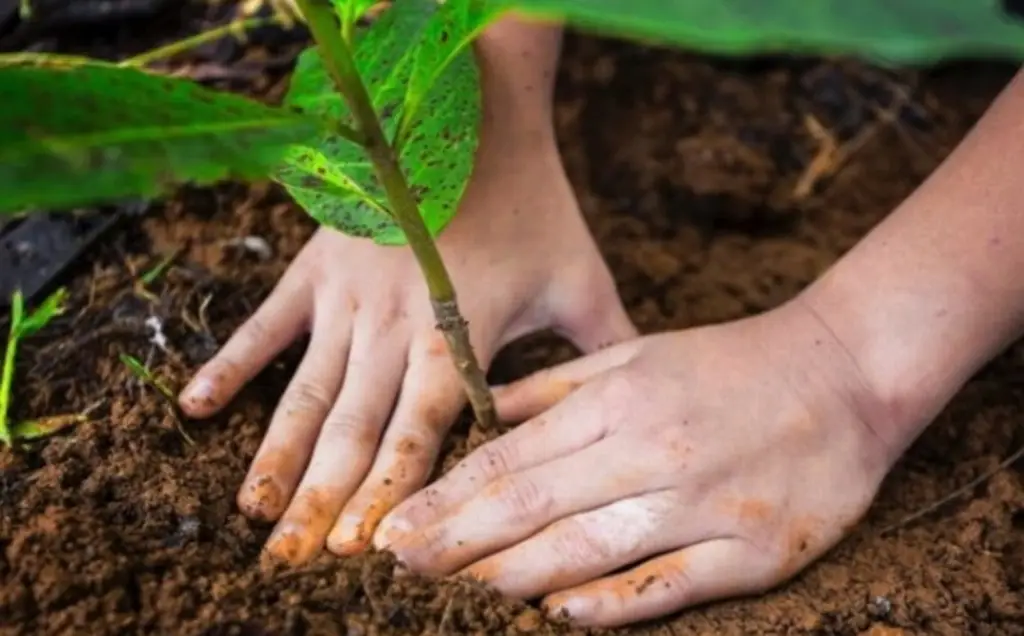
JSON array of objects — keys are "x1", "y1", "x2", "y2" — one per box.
[{"x1": 3, "y1": 6, "x2": 1024, "y2": 636}]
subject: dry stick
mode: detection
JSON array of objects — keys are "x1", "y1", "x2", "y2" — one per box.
[
  {"x1": 880, "y1": 441, "x2": 1024, "y2": 535},
  {"x1": 296, "y1": 0, "x2": 498, "y2": 429},
  {"x1": 119, "y1": 16, "x2": 273, "y2": 68},
  {"x1": 437, "y1": 596, "x2": 456, "y2": 636}
]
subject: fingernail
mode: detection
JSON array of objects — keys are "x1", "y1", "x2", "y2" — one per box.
[
  {"x1": 237, "y1": 474, "x2": 286, "y2": 522},
  {"x1": 375, "y1": 515, "x2": 414, "y2": 549},
  {"x1": 264, "y1": 524, "x2": 308, "y2": 564},
  {"x1": 181, "y1": 377, "x2": 216, "y2": 410},
  {"x1": 327, "y1": 515, "x2": 369, "y2": 556}
]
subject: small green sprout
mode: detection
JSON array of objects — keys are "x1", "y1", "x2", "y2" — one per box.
[
  {"x1": 134, "y1": 248, "x2": 184, "y2": 302},
  {"x1": 1, "y1": 287, "x2": 69, "y2": 447},
  {"x1": 119, "y1": 353, "x2": 195, "y2": 445}
]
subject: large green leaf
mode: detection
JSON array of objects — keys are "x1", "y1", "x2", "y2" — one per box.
[
  {"x1": 0, "y1": 53, "x2": 326, "y2": 214},
  {"x1": 502, "y1": 0, "x2": 1024, "y2": 63},
  {"x1": 276, "y1": 0, "x2": 502, "y2": 245}
]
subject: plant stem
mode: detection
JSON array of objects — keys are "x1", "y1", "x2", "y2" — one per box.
[
  {"x1": 0, "y1": 303, "x2": 20, "y2": 447},
  {"x1": 119, "y1": 17, "x2": 272, "y2": 67},
  {"x1": 296, "y1": 0, "x2": 498, "y2": 429}
]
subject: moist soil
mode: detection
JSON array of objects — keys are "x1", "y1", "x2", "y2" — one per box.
[{"x1": 2, "y1": 3, "x2": 1024, "y2": 635}]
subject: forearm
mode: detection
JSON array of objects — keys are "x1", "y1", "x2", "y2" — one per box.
[
  {"x1": 801, "y1": 67, "x2": 1024, "y2": 457},
  {"x1": 473, "y1": 16, "x2": 563, "y2": 145}
]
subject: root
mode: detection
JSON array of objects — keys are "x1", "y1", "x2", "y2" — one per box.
[{"x1": 880, "y1": 441, "x2": 1024, "y2": 535}]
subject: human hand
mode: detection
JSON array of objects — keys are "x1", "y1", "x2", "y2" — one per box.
[
  {"x1": 177, "y1": 132, "x2": 637, "y2": 565},
  {"x1": 373, "y1": 299, "x2": 902, "y2": 627}
]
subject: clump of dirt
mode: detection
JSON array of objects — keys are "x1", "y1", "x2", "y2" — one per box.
[{"x1": 3, "y1": 3, "x2": 1024, "y2": 635}]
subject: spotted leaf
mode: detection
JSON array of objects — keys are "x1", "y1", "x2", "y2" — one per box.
[{"x1": 276, "y1": 0, "x2": 502, "y2": 244}]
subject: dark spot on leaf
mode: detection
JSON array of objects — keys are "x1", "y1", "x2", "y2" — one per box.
[{"x1": 440, "y1": 30, "x2": 449, "y2": 43}]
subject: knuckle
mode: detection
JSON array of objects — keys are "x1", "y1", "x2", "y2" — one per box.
[
  {"x1": 280, "y1": 380, "x2": 333, "y2": 415},
  {"x1": 472, "y1": 440, "x2": 518, "y2": 481},
  {"x1": 489, "y1": 475, "x2": 551, "y2": 523},
  {"x1": 322, "y1": 411, "x2": 378, "y2": 446},
  {"x1": 595, "y1": 368, "x2": 640, "y2": 409},
  {"x1": 655, "y1": 561, "x2": 696, "y2": 599},
  {"x1": 552, "y1": 517, "x2": 614, "y2": 565},
  {"x1": 240, "y1": 313, "x2": 273, "y2": 346}
]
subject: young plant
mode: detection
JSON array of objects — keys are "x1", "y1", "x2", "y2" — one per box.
[
  {"x1": 1, "y1": 287, "x2": 69, "y2": 447},
  {"x1": 1, "y1": 0, "x2": 1023, "y2": 437},
  {"x1": 120, "y1": 353, "x2": 196, "y2": 444}
]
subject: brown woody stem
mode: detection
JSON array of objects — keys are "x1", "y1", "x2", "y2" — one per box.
[{"x1": 295, "y1": 0, "x2": 498, "y2": 429}]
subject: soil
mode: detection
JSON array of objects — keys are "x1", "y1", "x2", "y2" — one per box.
[{"x1": 3, "y1": 3, "x2": 1024, "y2": 635}]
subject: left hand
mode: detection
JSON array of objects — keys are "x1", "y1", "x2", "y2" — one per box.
[{"x1": 372, "y1": 298, "x2": 902, "y2": 627}]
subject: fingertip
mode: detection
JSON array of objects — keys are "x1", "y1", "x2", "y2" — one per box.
[
  {"x1": 543, "y1": 593, "x2": 596, "y2": 625},
  {"x1": 236, "y1": 473, "x2": 288, "y2": 522},
  {"x1": 326, "y1": 513, "x2": 373, "y2": 556},
  {"x1": 264, "y1": 523, "x2": 319, "y2": 565},
  {"x1": 492, "y1": 374, "x2": 581, "y2": 423},
  {"x1": 371, "y1": 511, "x2": 414, "y2": 550},
  {"x1": 178, "y1": 375, "x2": 221, "y2": 418}
]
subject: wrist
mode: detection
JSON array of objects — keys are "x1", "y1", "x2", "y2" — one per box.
[
  {"x1": 796, "y1": 246, "x2": 1023, "y2": 464},
  {"x1": 474, "y1": 17, "x2": 562, "y2": 149},
  {"x1": 793, "y1": 68, "x2": 1024, "y2": 462}
]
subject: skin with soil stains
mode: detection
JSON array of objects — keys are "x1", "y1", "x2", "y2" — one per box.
[{"x1": 3, "y1": 3, "x2": 1024, "y2": 636}]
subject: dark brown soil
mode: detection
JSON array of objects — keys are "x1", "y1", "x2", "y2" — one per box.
[{"x1": 3, "y1": 3, "x2": 1024, "y2": 635}]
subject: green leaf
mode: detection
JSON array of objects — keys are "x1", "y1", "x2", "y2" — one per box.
[
  {"x1": 501, "y1": 0, "x2": 1024, "y2": 63},
  {"x1": 0, "y1": 53, "x2": 326, "y2": 214},
  {"x1": 332, "y1": 0, "x2": 379, "y2": 30},
  {"x1": 276, "y1": 0, "x2": 501, "y2": 245},
  {"x1": 14, "y1": 287, "x2": 68, "y2": 338},
  {"x1": 11, "y1": 413, "x2": 86, "y2": 441}
]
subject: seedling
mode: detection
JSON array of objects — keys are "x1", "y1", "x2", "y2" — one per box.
[
  {"x1": 1, "y1": 1, "x2": 1022, "y2": 435},
  {"x1": 1, "y1": 287, "x2": 69, "y2": 446},
  {"x1": 119, "y1": 353, "x2": 196, "y2": 444},
  {"x1": 134, "y1": 248, "x2": 184, "y2": 302}
]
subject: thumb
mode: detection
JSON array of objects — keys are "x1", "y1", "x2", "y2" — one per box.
[{"x1": 492, "y1": 337, "x2": 643, "y2": 423}]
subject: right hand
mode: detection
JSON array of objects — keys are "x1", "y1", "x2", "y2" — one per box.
[{"x1": 178, "y1": 129, "x2": 638, "y2": 565}]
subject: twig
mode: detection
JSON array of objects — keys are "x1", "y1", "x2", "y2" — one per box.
[
  {"x1": 438, "y1": 596, "x2": 456, "y2": 636},
  {"x1": 119, "y1": 17, "x2": 273, "y2": 67},
  {"x1": 880, "y1": 442, "x2": 1024, "y2": 535}
]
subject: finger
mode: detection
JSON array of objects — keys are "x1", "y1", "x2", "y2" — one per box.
[
  {"x1": 382, "y1": 436, "x2": 656, "y2": 576},
  {"x1": 544, "y1": 539, "x2": 769, "y2": 628},
  {"x1": 326, "y1": 331, "x2": 466, "y2": 556},
  {"x1": 180, "y1": 276, "x2": 312, "y2": 418},
  {"x1": 263, "y1": 319, "x2": 407, "y2": 565},
  {"x1": 461, "y1": 493, "x2": 683, "y2": 599},
  {"x1": 374, "y1": 372, "x2": 615, "y2": 544},
  {"x1": 491, "y1": 338, "x2": 641, "y2": 423},
  {"x1": 235, "y1": 305, "x2": 352, "y2": 522}
]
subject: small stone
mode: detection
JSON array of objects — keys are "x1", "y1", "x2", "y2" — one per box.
[
  {"x1": 513, "y1": 608, "x2": 542, "y2": 632},
  {"x1": 867, "y1": 595, "x2": 892, "y2": 619}
]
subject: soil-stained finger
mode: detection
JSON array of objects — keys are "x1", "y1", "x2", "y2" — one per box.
[
  {"x1": 382, "y1": 437, "x2": 653, "y2": 577},
  {"x1": 263, "y1": 318, "x2": 407, "y2": 565},
  {"x1": 460, "y1": 493, "x2": 679, "y2": 599},
  {"x1": 543, "y1": 538, "x2": 764, "y2": 628},
  {"x1": 235, "y1": 306, "x2": 353, "y2": 523},
  {"x1": 375, "y1": 375, "x2": 614, "y2": 542},
  {"x1": 180, "y1": 275, "x2": 312, "y2": 418},
  {"x1": 326, "y1": 338, "x2": 467, "y2": 556}
]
